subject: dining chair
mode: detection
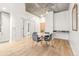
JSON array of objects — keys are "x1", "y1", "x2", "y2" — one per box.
[
  {"x1": 32, "y1": 32, "x2": 42, "y2": 47},
  {"x1": 44, "y1": 33, "x2": 53, "y2": 46}
]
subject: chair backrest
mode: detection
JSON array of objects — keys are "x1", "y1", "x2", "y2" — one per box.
[
  {"x1": 32, "y1": 32, "x2": 38, "y2": 41},
  {"x1": 33, "y1": 32, "x2": 37, "y2": 34},
  {"x1": 49, "y1": 33, "x2": 52, "y2": 40},
  {"x1": 45, "y1": 32, "x2": 50, "y2": 34}
]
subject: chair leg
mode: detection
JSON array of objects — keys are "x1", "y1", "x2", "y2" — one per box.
[
  {"x1": 49, "y1": 41, "x2": 51, "y2": 46},
  {"x1": 32, "y1": 41, "x2": 37, "y2": 48},
  {"x1": 32, "y1": 41, "x2": 35, "y2": 48},
  {"x1": 40, "y1": 41, "x2": 42, "y2": 45},
  {"x1": 46, "y1": 41, "x2": 49, "y2": 46},
  {"x1": 48, "y1": 41, "x2": 51, "y2": 46},
  {"x1": 38, "y1": 41, "x2": 42, "y2": 47},
  {"x1": 51, "y1": 40, "x2": 54, "y2": 48}
]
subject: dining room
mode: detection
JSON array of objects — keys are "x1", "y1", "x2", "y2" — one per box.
[
  {"x1": 0, "y1": 3, "x2": 78, "y2": 56},
  {"x1": 23, "y1": 3, "x2": 76, "y2": 56}
]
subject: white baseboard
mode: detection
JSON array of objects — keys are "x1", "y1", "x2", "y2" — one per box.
[{"x1": 69, "y1": 40, "x2": 76, "y2": 56}]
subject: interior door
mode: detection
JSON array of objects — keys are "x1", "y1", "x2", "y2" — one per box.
[
  {"x1": 23, "y1": 19, "x2": 35, "y2": 37},
  {"x1": 0, "y1": 12, "x2": 10, "y2": 42},
  {"x1": 24, "y1": 20, "x2": 29, "y2": 37}
]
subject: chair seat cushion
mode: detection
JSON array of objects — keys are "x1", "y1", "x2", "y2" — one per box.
[{"x1": 37, "y1": 40, "x2": 41, "y2": 42}]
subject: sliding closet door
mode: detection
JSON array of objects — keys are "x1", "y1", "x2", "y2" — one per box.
[{"x1": 0, "y1": 12, "x2": 10, "y2": 42}]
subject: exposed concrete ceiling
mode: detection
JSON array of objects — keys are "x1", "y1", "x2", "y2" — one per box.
[{"x1": 25, "y1": 3, "x2": 69, "y2": 17}]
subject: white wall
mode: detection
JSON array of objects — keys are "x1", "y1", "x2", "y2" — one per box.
[
  {"x1": 0, "y1": 3, "x2": 26, "y2": 42},
  {"x1": 11, "y1": 4, "x2": 40, "y2": 41},
  {"x1": 54, "y1": 11, "x2": 69, "y2": 31},
  {"x1": 0, "y1": 3, "x2": 41, "y2": 42},
  {"x1": 0, "y1": 4, "x2": 13, "y2": 42},
  {"x1": 11, "y1": 3, "x2": 26, "y2": 41},
  {"x1": 45, "y1": 11, "x2": 54, "y2": 33},
  {"x1": 69, "y1": 3, "x2": 79, "y2": 56},
  {"x1": 24, "y1": 12, "x2": 40, "y2": 35}
]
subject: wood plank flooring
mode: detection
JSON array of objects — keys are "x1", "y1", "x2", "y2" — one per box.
[{"x1": 0, "y1": 37, "x2": 73, "y2": 56}]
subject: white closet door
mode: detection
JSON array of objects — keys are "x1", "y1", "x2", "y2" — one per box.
[{"x1": 1, "y1": 12, "x2": 10, "y2": 42}]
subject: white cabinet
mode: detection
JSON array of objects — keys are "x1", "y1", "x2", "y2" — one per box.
[{"x1": 54, "y1": 32, "x2": 69, "y2": 40}]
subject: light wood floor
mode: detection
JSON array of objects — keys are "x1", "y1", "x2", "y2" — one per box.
[{"x1": 0, "y1": 37, "x2": 73, "y2": 56}]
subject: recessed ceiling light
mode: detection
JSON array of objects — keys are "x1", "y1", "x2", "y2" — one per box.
[
  {"x1": 2, "y1": 7, "x2": 6, "y2": 10},
  {"x1": 40, "y1": 15, "x2": 43, "y2": 17},
  {"x1": 46, "y1": 11, "x2": 48, "y2": 14}
]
